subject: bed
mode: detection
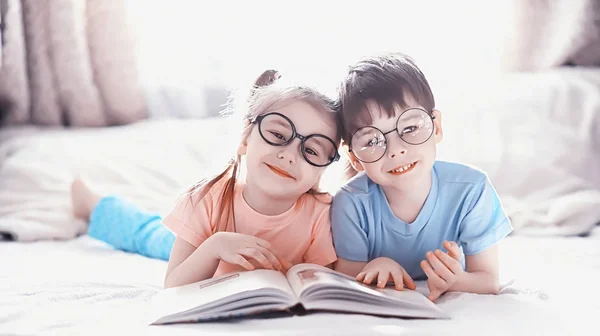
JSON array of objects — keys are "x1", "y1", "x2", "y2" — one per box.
[
  {"x1": 1, "y1": 67, "x2": 599, "y2": 335},
  {"x1": 1, "y1": 229, "x2": 599, "y2": 335}
]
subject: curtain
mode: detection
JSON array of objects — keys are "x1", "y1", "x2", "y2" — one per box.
[{"x1": 0, "y1": 0, "x2": 147, "y2": 127}]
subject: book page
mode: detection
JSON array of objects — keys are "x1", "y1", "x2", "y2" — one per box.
[
  {"x1": 286, "y1": 263, "x2": 358, "y2": 296},
  {"x1": 151, "y1": 269, "x2": 294, "y2": 322},
  {"x1": 285, "y1": 264, "x2": 447, "y2": 319}
]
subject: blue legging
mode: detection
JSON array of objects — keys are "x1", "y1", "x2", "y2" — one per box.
[{"x1": 88, "y1": 196, "x2": 175, "y2": 261}]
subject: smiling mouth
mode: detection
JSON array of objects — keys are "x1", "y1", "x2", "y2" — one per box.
[
  {"x1": 388, "y1": 161, "x2": 418, "y2": 175},
  {"x1": 266, "y1": 164, "x2": 295, "y2": 179}
]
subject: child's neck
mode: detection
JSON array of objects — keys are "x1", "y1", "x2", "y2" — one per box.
[
  {"x1": 381, "y1": 171, "x2": 432, "y2": 224},
  {"x1": 241, "y1": 183, "x2": 298, "y2": 216}
]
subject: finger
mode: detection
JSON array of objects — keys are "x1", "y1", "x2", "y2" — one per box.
[
  {"x1": 435, "y1": 249, "x2": 463, "y2": 274},
  {"x1": 427, "y1": 251, "x2": 454, "y2": 282},
  {"x1": 428, "y1": 289, "x2": 442, "y2": 302},
  {"x1": 252, "y1": 237, "x2": 272, "y2": 250},
  {"x1": 421, "y1": 260, "x2": 445, "y2": 288},
  {"x1": 401, "y1": 268, "x2": 417, "y2": 290},
  {"x1": 444, "y1": 241, "x2": 462, "y2": 261},
  {"x1": 255, "y1": 246, "x2": 282, "y2": 270},
  {"x1": 363, "y1": 271, "x2": 379, "y2": 285},
  {"x1": 235, "y1": 255, "x2": 255, "y2": 270},
  {"x1": 278, "y1": 257, "x2": 293, "y2": 272},
  {"x1": 240, "y1": 248, "x2": 273, "y2": 270},
  {"x1": 390, "y1": 270, "x2": 404, "y2": 291},
  {"x1": 377, "y1": 271, "x2": 390, "y2": 289},
  {"x1": 356, "y1": 272, "x2": 366, "y2": 282}
]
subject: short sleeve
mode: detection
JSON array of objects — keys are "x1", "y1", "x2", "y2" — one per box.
[
  {"x1": 162, "y1": 191, "x2": 214, "y2": 248},
  {"x1": 458, "y1": 176, "x2": 513, "y2": 255},
  {"x1": 303, "y1": 206, "x2": 338, "y2": 266},
  {"x1": 330, "y1": 190, "x2": 369, "y2": 262}
]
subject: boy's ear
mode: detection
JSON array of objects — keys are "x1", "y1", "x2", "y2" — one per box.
[
  {"x1": 343, "y1": 142, "x2": 364, "y2": 172},
  {"x1": 432, "y1": 109, "x2": 443, "y2": 144}
]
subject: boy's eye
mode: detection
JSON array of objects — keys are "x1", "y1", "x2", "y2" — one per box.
[
  {"x1": 401, "y1": 126, "x2": 418, "y2": 135},
  {"x1": 366, "y1": 138, "x2": 384, "y2": 147}
]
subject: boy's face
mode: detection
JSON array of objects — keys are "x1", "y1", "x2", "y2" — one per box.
[{"x1": 347, "y1": 100, "x2": 443, "y2": 191}]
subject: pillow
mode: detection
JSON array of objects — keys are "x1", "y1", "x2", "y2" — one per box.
[
  {"x1": 0, "y1": 117, "x2": 237, "y2": 241},
  {"x1": 435, "y1": 67, "x2": 600, "y2": 236}
]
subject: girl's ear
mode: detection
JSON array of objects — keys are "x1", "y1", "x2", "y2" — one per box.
[
  {"x1": 237, "y1": 120, "x2": 253, "y2": 156},
  {"x1": 237, "y1": 141, "x2": 247, "y2": 156}
]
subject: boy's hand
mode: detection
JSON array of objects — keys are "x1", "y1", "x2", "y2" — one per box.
[
  {"x1": 421, "y1": 241, "x2": 464, "y2": 301},
  {"x1": 356, "y1": 257, "x2": 416, "y2": 291}
]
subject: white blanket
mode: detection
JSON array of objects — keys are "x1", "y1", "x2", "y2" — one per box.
[{"x1": 1, "y1": 231, "x2": 599, "y2": 335}]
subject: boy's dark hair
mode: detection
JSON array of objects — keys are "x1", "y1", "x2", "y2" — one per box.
[{"x1": 337, "y1": 52, "x2": 436, "y2": 143}]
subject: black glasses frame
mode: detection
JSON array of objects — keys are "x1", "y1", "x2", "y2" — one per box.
[
  {"x1": 348, "y1": 108, "x2": 436, "y2": 163},
  {"x1": 251, "y1": 112, "x2": 340, "y2": 167}
]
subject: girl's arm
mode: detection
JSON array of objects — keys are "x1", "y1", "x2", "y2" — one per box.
[
  {"x1": 164, "y1": 233, "x2": 282, "y2": 289},
  {"x1": 164, "y1": 236, "x2": 220, "y2": 288}
]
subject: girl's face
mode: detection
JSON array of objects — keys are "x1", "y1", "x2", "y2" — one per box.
[{"x1": 239, "y1": 99, "x2": 339, "y2": 200}]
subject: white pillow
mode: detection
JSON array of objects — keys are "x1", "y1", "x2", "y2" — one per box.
[
  {"x1": 436, "y1": 67, "x2": 600, "y2": 236},
  {"x1": 0, "y1": 117, "x2": 237, "y2": 241}
]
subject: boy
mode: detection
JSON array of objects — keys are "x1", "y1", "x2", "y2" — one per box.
[{"x1": 331, "y1": 53, "x2": 513, "y2": 301}]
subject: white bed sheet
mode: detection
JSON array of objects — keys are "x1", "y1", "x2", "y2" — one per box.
[{"x1": 1, "y1": 228, "x2": 599, "y2": 336}]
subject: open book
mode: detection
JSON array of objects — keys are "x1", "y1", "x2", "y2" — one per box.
[{"x1": 150, "y1": 264, "x2": 448, "y2": 324}]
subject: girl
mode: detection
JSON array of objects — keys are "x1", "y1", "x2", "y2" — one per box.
[{"x1": 72, "y1": 70, "x2": 342, "y2": 288}]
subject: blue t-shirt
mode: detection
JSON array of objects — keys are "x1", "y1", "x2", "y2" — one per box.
[{"x1": 331, "y1": 161, "x2": 513, "y2": 281}]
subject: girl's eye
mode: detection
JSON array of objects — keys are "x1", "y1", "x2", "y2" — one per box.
[
  {"x1": 270, "y1": 131, "x2": 286, "y2": 141},
  {"x1": 305, "y1": 148, "x2": 319, "y2": 156}
]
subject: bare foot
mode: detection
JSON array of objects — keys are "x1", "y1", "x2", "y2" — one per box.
[{"x1": 71, "y1": 178, "x2": 103, "y2": 221}]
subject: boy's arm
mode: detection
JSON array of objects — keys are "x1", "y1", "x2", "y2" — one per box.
[
  {"x1": 450, "y1": 244, "x2": 500, "y2": 294},
  {"x1": 450, "y1": 175, "x2": 510, "y2": 295},
  {"x1": 334, "y1": 258, "x2": 367, "y2": 277},
  {"x1": 330, "y1": 189, "x2": 370, "y2": 276}
]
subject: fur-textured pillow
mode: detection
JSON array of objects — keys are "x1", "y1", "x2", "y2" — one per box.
[
  {"x1": 0, "y1": 118, "x2": 235, "y2": 241},
  {"x1": 503, "y1": 0, "x2": 600, "y2": 71},
  {"x1": 568, "y1": 0, "x2": 600, "y2": 66}
]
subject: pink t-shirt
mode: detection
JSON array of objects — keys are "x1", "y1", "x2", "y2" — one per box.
[{"x1": 162, "y1": 179, "x2": 338, "y2": 277}]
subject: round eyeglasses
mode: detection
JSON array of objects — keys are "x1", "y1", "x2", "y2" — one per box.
[
  {"x1": 349, "y1": 107, "x2": 435, "y2": 163},
  {"x1": 252, "y1": 112, "x2": 340, "y2": 167}
]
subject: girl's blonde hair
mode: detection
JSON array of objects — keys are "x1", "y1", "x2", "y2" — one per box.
[{"x1": 187, "y1": 70, "x2": 340, "y2": 234}]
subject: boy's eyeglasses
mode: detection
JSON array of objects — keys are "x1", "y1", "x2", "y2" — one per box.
[
  {"x1": 349, "y1": 108, "x2": 435, "y2": 163},
  {"x1": 251, "y1": 112, "x2": 340, "y2": 167}
]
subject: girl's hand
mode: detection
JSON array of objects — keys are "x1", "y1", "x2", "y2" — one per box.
[
  {"x1": 421, "y1": 241, "x2": 464, "y2": 301},
  {"x1": 207, "y1": 232, "x2": 283, "y2": 271},
  {"x1": 356, "y1": 257, "x2": 416, "y2": 291}
]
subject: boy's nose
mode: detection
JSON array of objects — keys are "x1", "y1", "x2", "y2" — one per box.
[{"x1": 387, "y1": 136, "x2": 407, "y2": 159}]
